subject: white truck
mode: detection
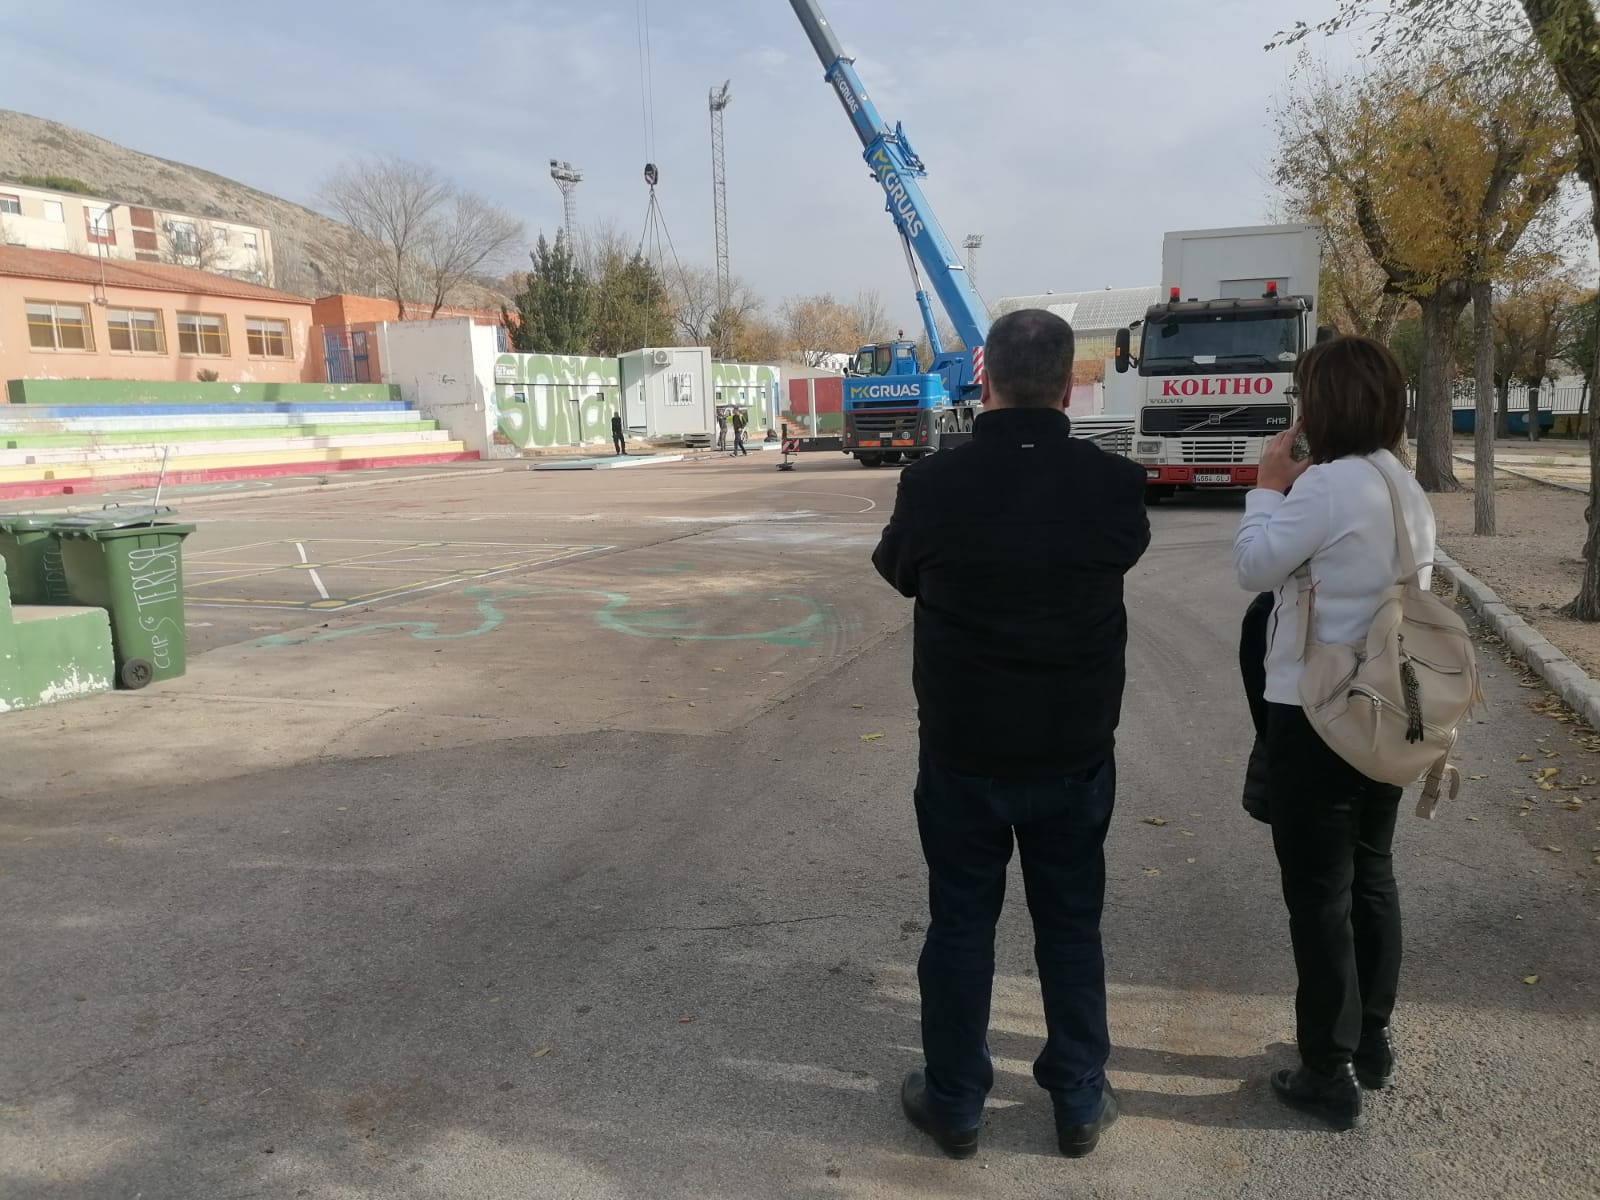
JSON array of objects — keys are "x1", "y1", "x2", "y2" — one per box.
[{"x1": 1112, "y1": 224, "x2": 1325, "y2": 502}]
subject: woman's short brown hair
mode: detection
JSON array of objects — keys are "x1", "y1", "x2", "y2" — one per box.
[{"x1": 1296, "y1": 335, "x2": 1407, "y2": 463}]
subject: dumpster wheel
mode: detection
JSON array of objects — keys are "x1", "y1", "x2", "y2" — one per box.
[{"x1": 121, "y1": 658, "x2": 154, "y2": 690}]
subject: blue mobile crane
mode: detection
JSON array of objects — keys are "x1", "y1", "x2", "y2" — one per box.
[{"x1": 789, "y1": 0, "x2": 992, "y2": 468}]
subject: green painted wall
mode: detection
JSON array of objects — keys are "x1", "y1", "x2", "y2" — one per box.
[
  {"x1": 712, "y1": 363, "x2": 779, "y2": 432},
  {"x1": 491, "y1": 353, "x2": 622, "y2": 449},
  {"x1": 5, "y1": 381, "x2": 400, "y2": 406},
  {"x1": 0, "y1": 559, "x2": 115, "y2": 712}
]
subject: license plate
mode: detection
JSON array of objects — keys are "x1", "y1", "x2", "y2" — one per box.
[{"x1": 1194, "y1": 472, "x2": 1232, "y2": 484}]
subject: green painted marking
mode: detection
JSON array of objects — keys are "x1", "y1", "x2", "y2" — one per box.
[{"x1": 255, "y1": 585, "x2": 834, "y2": 649}]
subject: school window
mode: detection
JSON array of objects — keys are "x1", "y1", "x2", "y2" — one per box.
[
  {"x1": 177, "y1": 311, "x2": 229, "y2": 356},
  {"x1": 26, "y1": 301, "x2": 94, "y2": 351},
  {"x1": 85, "y1": 206, "x2": 115, "y2": 244},
  {"x1": 107, "y1": 307, "x2": 166, "y2": 354},
  {"x1": 42, "y1": 200, "x2": 64, "y2": 222},
  {"x1": 245, "y1": 316, "x2": 290, "y2": 358},
  {"x1": 0, "y1": 194, "x2": 20, "y2": 215},
  {"x1": 242, "y1": 231, "x2": 258, "y2": 251}
]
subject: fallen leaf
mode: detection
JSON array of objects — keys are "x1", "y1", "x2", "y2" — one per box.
[
  {"x1": 1468, "y1": 774, "x2": 1488, "y2": 781},
  {"x1": 1141, "y1": 867, "x2": 1161, "y2": 877},
  {"x1": 1466, "y1": 816, "x2": 1480, "y2": 822},
  {"x1": 1544, "y1": 845, "x2": 1564, "y2": 853},
  {"x1": 711, "y1": 667, "x2": 725, "y2": 672},
  {"x1": 1143, "y1": 817, "x2": 1169, "y2": 827},
  {"x1": 1534, "y1": 768, "x2": 1560, "y2": 780},
  {"x1": 1523, "y1": 975, "x2": 1540, "y2": 985},
  {"x1": 552, "y1": 763, "x2": 568, "y2": 769},
  {"x1": 850, "y1": 704, "x2": 865, "y2": 709},
  {"x1": 1516, "y1": 754, "x2": 1534, "y2": 762},
  {"x1": 531, "y1": 1046, "x2": 553, "y2": 1058},
  {"x1": 679, "y1": 1016, "x2": 695, "y2": 1024},
  {"x1": 1186, "y1": 857, "x2": 1197, "y2": 865},
  {"x1": 860, "y1": 733, "x2": 884, "y2": 742}
]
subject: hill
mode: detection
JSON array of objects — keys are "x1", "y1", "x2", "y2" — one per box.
[{"x1": 0, "y1": 109, "x2": 500, "y2": 308}]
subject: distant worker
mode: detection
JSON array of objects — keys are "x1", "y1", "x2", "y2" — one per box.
[
  {"x1": 716, "y1": 408, "x2": 729, "y2": 452},
  {"x1": 612, "y1": 412, "x2": 626, "y2": 457},
  {"x1": 732, "y1": 408, "x2": 749, "y2": 457}
]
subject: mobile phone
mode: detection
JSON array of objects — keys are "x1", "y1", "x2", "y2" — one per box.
[{"x1": 1290, "y1": 430, "x2": 1311, "y2": 462}]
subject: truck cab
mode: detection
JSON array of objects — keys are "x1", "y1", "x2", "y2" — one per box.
[
  {"x1": 850, "y1": 340, "x2": 921, "y2": 378},
  {"x1": 1110, "y1": 224, "x2": 1323, "y2": 501}
]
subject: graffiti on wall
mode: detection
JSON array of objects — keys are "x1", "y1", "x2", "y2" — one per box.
[
  {"x1": 491, "y1": 353, "x2": 622, "y2": 449},
  {"x1": 712, "y1": 363, "x2": 780, "y2": 432}
]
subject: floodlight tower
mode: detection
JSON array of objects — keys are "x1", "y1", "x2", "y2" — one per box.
[
  {"x1": 963, "y1": 234, "x2": 983, "y2": 289},
  {"x1": 708, "y1": 81, "x2": 733, "y2": 318},
  {"x1": 549, "y1": 160, "x2": 583, "y2": 241}
]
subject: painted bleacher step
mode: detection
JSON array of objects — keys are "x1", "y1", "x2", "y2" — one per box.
[
  {"x1": 2, "y1": 421, "x2": 439, "y2": 448},
  {"x1": 0, "y1": 430, "x2": 456, "y2": 468}
]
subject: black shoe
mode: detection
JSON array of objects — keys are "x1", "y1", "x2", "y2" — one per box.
[
  {"x1": 1271, "y1": 1063, "x2": 1363, "y2": 1130},
  {"x1": 900, "y1": 1069, "x2": 980, "y2": 1159},
  {"x1": 1057, "y1": 1084, "x2": 1119, "y2": 1158},
  {"x1": 1354, "y1": 1027, "x2": 1395, "y2": 1090}
]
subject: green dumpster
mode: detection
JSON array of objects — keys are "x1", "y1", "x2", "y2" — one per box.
[
  {"x1": 53, "y1": 506, "x2": 192, "y2": 690},
  {"x1": 0, "y1": 514, "x2": 72, "y2": 604}
]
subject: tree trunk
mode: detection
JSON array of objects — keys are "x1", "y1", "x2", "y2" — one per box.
[
  {"x1": 1416, "y1": 291, "x2": 1466, "y2": 492},
  {"x1": 1560, "y1": 201, "x2": 1600, "y2": 618},
  {"x1": 1472, "y1": 281, "x2": 1497, "y2": 535},
  {"x1": 1497, "y1": 377, "x2": 1512, "y2": 438},
  {"x1": 1528, "y1": 383, "x2": 1542, "y2": 442}
]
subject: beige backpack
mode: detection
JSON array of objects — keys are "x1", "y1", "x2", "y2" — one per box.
[{"x1": 1295, "y1": 461, "x2": 1483, "y2": 819}]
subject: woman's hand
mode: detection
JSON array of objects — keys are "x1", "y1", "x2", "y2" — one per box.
[{"x1": 1258, "y1": 424, "x2": 1313, "y2": 494}]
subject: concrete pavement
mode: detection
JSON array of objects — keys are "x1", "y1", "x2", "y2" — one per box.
[{"x1": 1, "y1": 467, "x2": 1597, "y2": 1199}]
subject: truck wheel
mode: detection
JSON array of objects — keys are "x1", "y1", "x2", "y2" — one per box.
[
  {"x1": 882, "y1": 451, "x2": 904, "y2": 464},
  {"x1": 857, "y1": 453, "x2": 885, "y2": 468},
  {"x1": 1147, "y1": 485, "x2": 1176, "y2": 506}
]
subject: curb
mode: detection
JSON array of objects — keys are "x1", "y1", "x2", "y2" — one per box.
[
  {"x1": 1436, "y1": 549, "x2": 1600, "y2": 730},
  {"x1": 1450, "y1": 453, "x2": 1589, "y2": 495}
]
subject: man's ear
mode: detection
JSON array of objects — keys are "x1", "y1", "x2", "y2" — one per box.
[{"x1": 980, "y1": 376, "x2": 994, "y2": 409}]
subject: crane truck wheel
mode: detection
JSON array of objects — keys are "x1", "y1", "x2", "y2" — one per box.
[
  {"x1": 856, "y1": 452, "x2": 886, "y2": 468},
  {"x1": 882, "y1": 451, "x2": 904, "y2": 465}
]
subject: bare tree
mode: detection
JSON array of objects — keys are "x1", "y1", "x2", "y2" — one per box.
[
  {"x1": 322, "y1": 158, "x2": 451, "y2": 319},
  {"x1": 779, "y1": 294, "x2": 857, "y2": 367},
  {"x1": 672, "y1": 264, "x2": 766, "y2": 353},
  {"x1": 160, "y1": 218, "x2": 227, "y2": 274},
  {"x1": 417, "y1": 192, "x2": 524, "y2": 317},
  {"x1": 848, "y1": 289, "x2": 895, "y2": 346}
]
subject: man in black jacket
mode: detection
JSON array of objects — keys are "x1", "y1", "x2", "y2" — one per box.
[{"x1": 872, "y1": 308, "x2": 1150, "y2": 1160}]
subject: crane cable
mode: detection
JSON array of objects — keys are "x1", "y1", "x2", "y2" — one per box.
[{"x1": 636, "y1": 0, "x2": 658, "y2": 165}]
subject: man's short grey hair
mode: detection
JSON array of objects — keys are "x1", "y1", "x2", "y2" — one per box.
[{"x1": 984, "y1": 309, "x2": 1076, "y2": 408}]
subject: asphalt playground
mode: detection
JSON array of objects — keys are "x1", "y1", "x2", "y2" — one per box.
[{"x1": 2, "y1": 453, "x2": 1597, "y2": 1199}]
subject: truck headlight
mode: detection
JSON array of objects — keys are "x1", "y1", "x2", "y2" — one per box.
[{"x1": 1136, "y1": 440, "x2": 1163, "y2": 459}]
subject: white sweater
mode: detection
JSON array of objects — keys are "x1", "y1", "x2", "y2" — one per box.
[{"x1": 1234, "y1": 449, "x2": 1436, "y2": 705}]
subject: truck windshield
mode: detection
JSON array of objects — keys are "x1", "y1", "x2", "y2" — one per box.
[{"x1": 1139, "y1": 313, "x2": 1301, "y2": 375}]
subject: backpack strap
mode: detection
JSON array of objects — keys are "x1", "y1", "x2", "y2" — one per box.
[
  {"x1": 1368, "y1": 458, "x2": 1423, "y2": 586},
  {"x1": 1416, "y1": 753, "x2": 1460, "y2": 820}
]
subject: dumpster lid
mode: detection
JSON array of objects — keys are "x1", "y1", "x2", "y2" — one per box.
[
  {"x1": 0, "y1": 513, "x2": 65, "y2": 532},
  {"x1": 50, "y1": 505, "x2": 181, "y2": 534}
]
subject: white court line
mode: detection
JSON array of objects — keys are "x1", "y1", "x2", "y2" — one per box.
[{"x1": 296, "y1": 541, "x2": 331, "y2": 600}]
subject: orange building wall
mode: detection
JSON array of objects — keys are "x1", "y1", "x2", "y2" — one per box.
[
  {"x1": 311, "y1": 294, "x2": 501, "y2": 327},
  {"x1": 0, "y1": 279, "x2": 317, "y2": 387}
]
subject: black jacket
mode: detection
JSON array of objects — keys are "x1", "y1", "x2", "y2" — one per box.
[{"x1": 872, "y1": 406, "x2": 1151, "y2": 779}]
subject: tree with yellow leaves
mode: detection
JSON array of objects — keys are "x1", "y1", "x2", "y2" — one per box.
[{"x1": 1275, "y1": 44, "x2": 1572, "y2": 495}]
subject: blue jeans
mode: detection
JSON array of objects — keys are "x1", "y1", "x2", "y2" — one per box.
[{"x1": 913, "y1": 752, "x2": 1116, "y2": 1129}]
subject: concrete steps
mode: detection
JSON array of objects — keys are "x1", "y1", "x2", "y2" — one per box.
[
  {"x1": 0, "y1": 393, "x2": 479, "y2": 501},
  {"x1": 0, "y1": 430, "x2": 456, "y2": 467}
]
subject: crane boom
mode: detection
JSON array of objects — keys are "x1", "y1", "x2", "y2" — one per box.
[{"x1": 787, "y1": 0, "x2": 990, "y2": 367}]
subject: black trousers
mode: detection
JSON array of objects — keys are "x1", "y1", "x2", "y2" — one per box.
[
  {"x1": 1265, "y1": 703, "x2": 1403, "y2": 1072},
  {"x1": 613, "y1": 433, "x2": 626, "y2": 455}
]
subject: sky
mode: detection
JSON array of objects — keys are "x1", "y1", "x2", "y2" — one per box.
[{"x1": 0, "y1": 0, "x2": 1352, "y2": 331}]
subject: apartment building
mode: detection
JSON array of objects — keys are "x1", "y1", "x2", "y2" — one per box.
[{"x1": 0, "y1": 180, "x2": 273, "y2": 285}]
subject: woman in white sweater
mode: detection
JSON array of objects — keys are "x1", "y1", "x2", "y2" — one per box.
[{"x1": 1233, "y1": 336, "x2": 1436, "y2": 1131}]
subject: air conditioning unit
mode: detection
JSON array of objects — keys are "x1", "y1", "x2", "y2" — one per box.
[{"x1": 651, "y1": 349, "x2": 672, "y2": 366}]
